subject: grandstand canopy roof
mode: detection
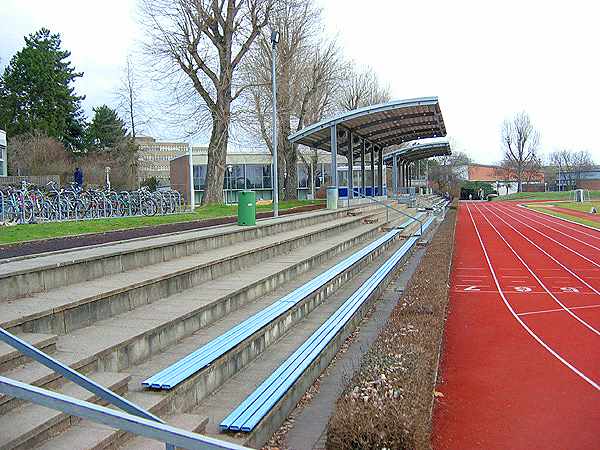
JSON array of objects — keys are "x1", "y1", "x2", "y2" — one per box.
[
  {"x1": 382, "y1": 138, "x2": 451, "y2": 162},
  {"x1": 288, "y1": 97, "x2": 447, "y2": 160}
]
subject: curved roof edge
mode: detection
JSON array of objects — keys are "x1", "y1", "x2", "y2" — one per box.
[
  {"x1": 383, "y1": 138, "x2": 451, "y2": 162},
  {"x1": 288, "y1": 96, "x2": 440, "y2": 144}
]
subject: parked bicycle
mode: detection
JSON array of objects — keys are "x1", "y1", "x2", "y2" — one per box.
[{"x1": 0, "y1": 182, "x2": 182, "y2": 224}]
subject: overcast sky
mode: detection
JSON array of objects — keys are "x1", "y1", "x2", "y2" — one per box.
[{"x1": 1, "y1": 0, "x2": 599, "y2": 164}]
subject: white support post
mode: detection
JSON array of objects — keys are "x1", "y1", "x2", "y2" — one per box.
[{"x1": 188, "y1": 143, "x2": 195, "y2": 211}]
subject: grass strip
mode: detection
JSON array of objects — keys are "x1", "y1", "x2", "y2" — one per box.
[
  {"x1": 527, "y1": 206, "x2": 599, "y2": 230},
  {"x1": 0, "y1": 200, "x2": 323, "y2": 245},
  {"x1": 492, "y1": 190, "x2": 600, "y2": 202}
]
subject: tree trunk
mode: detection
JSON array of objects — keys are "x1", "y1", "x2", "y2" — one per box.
[
  {"x1": 284, "y1": 144, "x2": 298, "y2": 200},
  {"x1": 203, "y1": 99, "x2": 230, "y2": 204}
]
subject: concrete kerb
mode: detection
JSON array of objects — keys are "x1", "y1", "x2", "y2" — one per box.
[
  {"x1": 0, "y1": 205, "x2": 381, "y2": 302},
  {"x1": 3, "y1": 209, "x2": 383, "y2": 334}
]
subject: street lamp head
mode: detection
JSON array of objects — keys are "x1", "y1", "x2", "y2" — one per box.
[{"x1": 271, "y1": 30, "x2": 280, "y2": 45}]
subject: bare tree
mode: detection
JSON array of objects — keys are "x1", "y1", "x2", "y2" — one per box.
[
  {"x1": 501, "y1": 112, "x2": 540, "y2": 192},
  {"x1": 337, "y1": 65, "x2": 391, "y2": 111},
  {"x1": 549, "y1": 148, "x2": 594, "y2": 189},
  {"x1": 429, "y1": 151, "x2": 470, "y2": 195},
  {"x1": 140, "y1": 0, "x2": 273, "y2": 204},
  {"x1": 115, "y1": 56, "x2": 147, "y2": 138},
  {"x1": 241, "y1": 0, "x2": 343, "y2": 199}
]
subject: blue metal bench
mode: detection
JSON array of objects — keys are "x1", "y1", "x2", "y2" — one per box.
[
  {"x1": 220, "y1": 216, "x2": 434, "y2": 433},
  {"x1": 142, "y1": 214, "x2": 424, "y2": 391}
]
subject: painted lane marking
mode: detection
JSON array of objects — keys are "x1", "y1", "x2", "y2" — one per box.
[
  {"x1": 496, "y1": 204, "x2": 600, "y2": 252},
  {"x1": 481, "y1": 204, "x2": 600, "y2": 300},
  {"x1": 474, "y1": 204, "x2": 600, "y2": 336},
  {"x1": 512, "y1": 204, "x2": 600, "y2": 241},
  {"x1": 465, "y1": 203, "x2": 600, "y2": 391},
  {"x1": 490, "y1": 204, "x2": 600, "y2": 269},
  {"x1": 518, "y1": 304, "x2": 600, "y2": 317}
]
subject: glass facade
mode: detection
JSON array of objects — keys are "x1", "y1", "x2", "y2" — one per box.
[
  {"x1": 193, "y1": 165, "x2": 207, "y2": 190},
  {"x1": 190, "y1": 162, "x2": 385, "y2": 203}
]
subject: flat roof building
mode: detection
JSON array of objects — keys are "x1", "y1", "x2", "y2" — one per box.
[
  {"x1": 135, "y1": 136, "x2": 207, "y2": 186},
  {"x1": 170, "y1": 147, "x2": 387, "y2": 204}
]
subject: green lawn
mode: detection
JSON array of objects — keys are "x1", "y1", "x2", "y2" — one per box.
[
  {"x1": 492, "y1": 190, "x2": 600, "y2": 201},
  {"x1": 0, "y1": 199, "x2": 324, "y2": 246},
  {"x1": 550, "y1": 201, "x2": 600, "y2": 213}
]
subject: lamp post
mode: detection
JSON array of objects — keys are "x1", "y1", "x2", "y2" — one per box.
[
  {"x1": 188, "y1": 142, "x2": 195, "y2": 211},
  {"x1": 271, "y1": 30, "x2": 280, "y2": 218}
]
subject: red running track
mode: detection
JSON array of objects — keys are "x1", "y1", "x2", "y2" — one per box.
[{"x1": 433, "y1": 202, "x2": 600, "y2": 450}]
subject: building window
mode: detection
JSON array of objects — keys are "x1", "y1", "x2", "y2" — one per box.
[
  {"x1": 193, "y1": 164, "x2": 207, "y2": 190},
  {"x1": 224, "y1": 164, "x2": 245, "y2": 190},
  {"x1": 245, "y1": 164, "x2": 271, "y2": 189},
  {"x1": 297, "y1": 164, "x2": 309, "y2": 188}
]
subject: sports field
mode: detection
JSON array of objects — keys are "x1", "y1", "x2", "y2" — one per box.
[{"x1": 433, "y1": 201, "x2": 600, "y2": 449}]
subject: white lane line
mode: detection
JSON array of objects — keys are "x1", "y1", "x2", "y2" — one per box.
[
  {"x1": 464, "y1": 203, "x2": 600, "y2": 391},
  {"x1": 490, "y1": 205, "x2": 600, "y2": 269},
  {"x1": 473, "y1": 203, "x2": 600, "y2": 336},
  {"x1": 453, "y1": 290, "x2": 598, "y2": 295},
  {"x1": 481, "y1": 203, "x2": 600, "y2": 300},
  {"x1": 514, "y1": 203, "x2": 600, "y2": 240},
  {"x1": 518, "y1": 304, "x2": 600, "y2": 317},
  {"x1": 497, "y1": 204, "x2": 600, "y2": 251}
]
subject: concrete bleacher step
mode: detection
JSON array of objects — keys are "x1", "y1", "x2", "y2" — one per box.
[
  {"x1": 0, "y1": 371, "x2": 130, "y2": 450},
  {"x1": 1, "y1": 210, "x2": 383, "y2": 336},
  {"x1": 0, "y1": 214, "x2": 390, "y2": 415},
  {"x1": 0, "y1": 206, "x2": 377, "y2": 302},
  {"x1": 9, "y1": 218, "x2": 412, "y2": 450},
  {"x1": 112, "y1": 235, "x2": 413, "y2": 449},
  {"x1": 189, "y1": 236, "x2": 415, "y2": 448},
  {"x1": 119, "y1": 413, "x2": 209, "y2": 450},
  {"x1": 35, "y1": 412, "x2": 209, "y2": 450},
  {"x1": 0, "y1": 333, "x2": 57, "y2": 373}
]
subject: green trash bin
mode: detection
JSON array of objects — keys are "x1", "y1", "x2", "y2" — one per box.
[{"x1": 237, "y1": 190, "x2": 256, "y2": 226}]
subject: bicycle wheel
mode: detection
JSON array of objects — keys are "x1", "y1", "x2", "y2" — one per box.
[{"x1": 142, "y1": 198, "x2": 158, "y2": 216}]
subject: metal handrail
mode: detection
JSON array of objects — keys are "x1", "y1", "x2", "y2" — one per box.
[
  {"x1": 0, "y1": 328, "x2": 174, "y2": 450},
  {"x1": 350, "y1": 188, "x2": 423, "y2": 235},
  {"x1": 0, "y1": 376, "x2": 248, "y2": 450}
]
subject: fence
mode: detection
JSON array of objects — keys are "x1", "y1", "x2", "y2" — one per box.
[{"x1": 0, "y1": 175, "x2": 60, "y2": 186}]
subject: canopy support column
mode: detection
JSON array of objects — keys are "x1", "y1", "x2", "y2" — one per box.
[
  {"x1": 347, "y1": 131, "x2": 354, "y2": 200},
  {"x1": 377, "y1": 146, "x2": 383, "y2": 197},
  {"x1": 392, "y1": 155, "x2": 398, "y2": 197},
  {"x1": 330, "y1": 125, "x2": 338, "y2": 188},
  {"x1": 360, "y1": 140, "x2": 366, "y2": 197},
  {"x1": 370, "y1": 144, "x2": 375, "y2": 196}
]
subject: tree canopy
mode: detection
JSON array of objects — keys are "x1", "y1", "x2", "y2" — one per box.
[
  {"x1": 86, "y1": 105, "x2": 128, "y2": 151},
  {"x1": 0, "y1": 28, "x2": 86, "y2": 149}
]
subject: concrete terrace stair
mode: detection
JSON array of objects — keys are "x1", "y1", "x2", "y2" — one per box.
[
  {"x1": 0, "y1": 206, "x2": 377, "y2": 302},
  {"x1": 26, "y1": 218, "x2": 412, "y2": 450},
  {"x1": 0, "y1": 211, "x2": 389, "y2": 415},
  {"x1": 0, "y1": 333, "x2": 57, "y2": 373},
  {"x1": 1, "y1": 208, "x2": 383, "y2": 335},
  {"x1": 186, "y1": 235, "x2": 417, "y2": 448},
  {"x1": 0, "y1": 371, "x2": 130, "y2": 450},
  {"x1": 0, "y1": 205, "x2": 421, "y2": 449}
]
